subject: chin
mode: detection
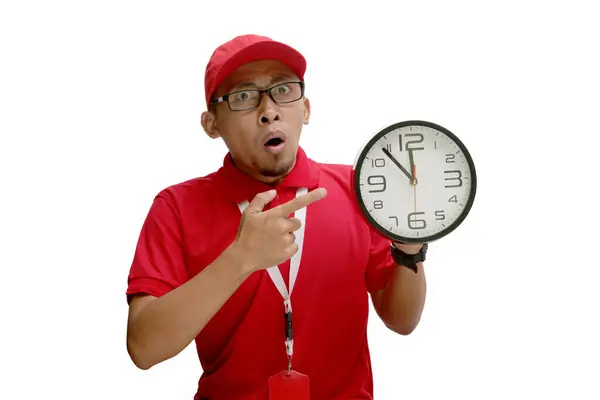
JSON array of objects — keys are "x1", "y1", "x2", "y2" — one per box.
[
  {"x1": 260, "y1": 152, "x2": 296, "y2": 177},
  {"x1": 260, "y1": 159, "x2": 294, "y2": 178}
]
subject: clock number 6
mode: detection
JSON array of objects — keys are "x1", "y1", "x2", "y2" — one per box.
[{"x1": 408, "y1": 212, "x2": 426, "y2": 230}]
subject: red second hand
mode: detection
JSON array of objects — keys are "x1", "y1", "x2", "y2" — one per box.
[{"x1": 413, "y1": 164, "x2": 417, "y2": 213}]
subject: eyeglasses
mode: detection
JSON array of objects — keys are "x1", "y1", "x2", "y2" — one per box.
[{"x1": 210, "y1": 81, "x2": 305, "y2": 111}]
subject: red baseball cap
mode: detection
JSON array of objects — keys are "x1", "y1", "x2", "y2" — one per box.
[{"x1": 203, "y1": 34, "x2": 307, "y2": 108}]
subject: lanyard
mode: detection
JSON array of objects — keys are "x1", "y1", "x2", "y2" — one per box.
[{"x1": 237, "y1": 187, "x2": 307, "y2": 372}]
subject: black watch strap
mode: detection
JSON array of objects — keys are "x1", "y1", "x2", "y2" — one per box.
[{"x1": 390, "y1": 243, "x2": 428, "y2": 273}]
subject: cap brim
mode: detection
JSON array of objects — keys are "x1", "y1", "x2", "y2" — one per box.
[{"x1": 207, "y1": 40, "x2": 307, "y2": 106}]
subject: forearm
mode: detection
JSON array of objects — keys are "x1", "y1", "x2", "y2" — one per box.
[
  {"x1": 377, "y1": 262, "x2": 427, "y2": 335},
  {"x1": 127, "y1": 244, "x2": 252, "y2": 369}
]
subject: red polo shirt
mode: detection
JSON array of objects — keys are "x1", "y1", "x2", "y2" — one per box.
[{"x1": 126, "y1": 147, "x2": 396, "y2": 400}]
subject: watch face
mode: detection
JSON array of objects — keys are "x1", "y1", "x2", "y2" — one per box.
[{"x1": 352, "y1": 120, "x2": 477, "y2": 243}]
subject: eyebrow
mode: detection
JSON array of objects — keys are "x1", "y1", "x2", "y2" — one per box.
[{"x1": 230, "y1": 75, "x2": 296, "y2": 91}]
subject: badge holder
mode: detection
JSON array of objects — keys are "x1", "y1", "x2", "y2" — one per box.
[
  {"x1": 268, "y1": 301, "x2": 310, "y2": 400},
  {"x1": 269, "y1": 370, "x2": 310, "y2": 400}
]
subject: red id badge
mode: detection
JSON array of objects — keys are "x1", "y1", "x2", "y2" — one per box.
[{"x1": 269, "y1": 370, "x2": 310, "y2": 400}]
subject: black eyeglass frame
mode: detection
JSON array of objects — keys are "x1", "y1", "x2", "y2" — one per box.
[{"x1": 210, "y1": 81, "x2": 306, "y2": 111}]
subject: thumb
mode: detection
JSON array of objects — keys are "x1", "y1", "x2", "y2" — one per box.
[{"x1": 244, "y1": 189, "x2": 277, "y2": 214}]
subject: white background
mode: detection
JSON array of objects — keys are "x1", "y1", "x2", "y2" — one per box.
[{"x1": 1, "y1": 0, "x2": 599, "y2": 399}]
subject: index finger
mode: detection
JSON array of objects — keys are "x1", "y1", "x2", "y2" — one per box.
[{"x1": 270, "y1": 188, "x2": 327, "y2": 216}]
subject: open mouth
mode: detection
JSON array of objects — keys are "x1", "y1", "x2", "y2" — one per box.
[{"x1": 264, "y1": 137, "x2": 285, "y2": 147}]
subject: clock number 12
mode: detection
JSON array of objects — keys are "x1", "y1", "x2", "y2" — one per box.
[{"x1": 398, "y1": 133, "x2": 424, "y2": 151}]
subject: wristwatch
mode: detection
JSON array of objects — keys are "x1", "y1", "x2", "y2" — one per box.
[{"x1": 390, "y1": 243, "x2": 428, "y2": 273}]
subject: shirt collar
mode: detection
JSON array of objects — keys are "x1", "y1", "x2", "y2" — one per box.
[{"x1": 213, "y1": 146, "x2": 321, "y2": 204}]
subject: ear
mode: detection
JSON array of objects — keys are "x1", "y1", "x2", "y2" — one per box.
[
  {"x1": 201, "y1": 110, "x2": 221, "y2": 139},
  {"x1": 303, "y1": 97, "x2": 311, "y2": 125}
]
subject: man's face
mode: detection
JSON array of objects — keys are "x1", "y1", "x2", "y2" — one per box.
[{"x1": 201, "y1": 59, "x2": 311, "y2": 183}]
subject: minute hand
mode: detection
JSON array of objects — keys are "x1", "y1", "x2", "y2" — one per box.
[
  {"x1": 381, "y1": 147, "x2": 412, "y2": 182},
  {"x1": 408, "y1": 149, "x2": 417, "y2": 184}
]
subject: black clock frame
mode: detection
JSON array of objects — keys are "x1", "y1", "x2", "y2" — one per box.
[{"x1": 352, "y1": 120, "x2": 478, "y2": 243}]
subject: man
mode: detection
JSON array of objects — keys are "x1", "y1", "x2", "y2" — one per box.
[{"x1": 126, "y1": 34, "x2": 427, "y2": 400}]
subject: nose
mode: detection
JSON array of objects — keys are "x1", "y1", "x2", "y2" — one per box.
[{"x1": 258, "y1": 94, "x2": 281, "y2": 125}]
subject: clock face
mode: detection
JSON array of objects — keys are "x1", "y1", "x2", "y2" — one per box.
[{"x1": 352, "y1": 121, "x2": 477, "y2": 243}]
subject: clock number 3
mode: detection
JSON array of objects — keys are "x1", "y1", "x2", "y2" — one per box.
[{"x1": 444, "y1": 170, "x2": 463, "y2": 188}]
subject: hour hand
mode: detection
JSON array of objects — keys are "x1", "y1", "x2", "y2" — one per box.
[{"x1": 381, "y1": 147, "x2": 412, "y2": 182}]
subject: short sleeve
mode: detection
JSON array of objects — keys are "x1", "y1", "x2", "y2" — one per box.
[
  {"x1": 126, "y1": 192, "x2": 188, "y2": 303},
  {"x1": 364, "y1": 224, "x2": 396, "y2": 294}
]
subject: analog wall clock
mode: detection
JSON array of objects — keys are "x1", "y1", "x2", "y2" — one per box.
[{"x1": 352, "y1": 120, "x2": 477, "y2": 243}]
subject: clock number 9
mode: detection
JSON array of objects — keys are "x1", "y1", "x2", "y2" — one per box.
[{"x1": 367, "y1": 175, "x2": 386, "y2": 193}]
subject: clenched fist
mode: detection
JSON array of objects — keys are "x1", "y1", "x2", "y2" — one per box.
[{"x1": 232, "y1": 187, "x2": 327, "y2": 273}]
